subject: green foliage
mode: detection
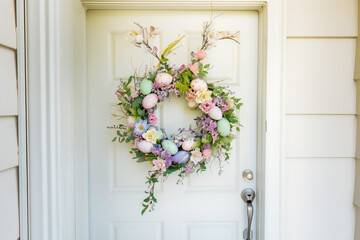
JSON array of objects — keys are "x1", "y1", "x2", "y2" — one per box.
[{"x1": 175, "y1": 68, "x2": 193, "y2": 94}]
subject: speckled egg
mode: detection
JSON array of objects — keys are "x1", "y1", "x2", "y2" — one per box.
[
  {"x1": 156, "y1": 129, "x2": 163, "y2": 139},
  {"x1": 155, "y1": 72, "x2": 173, "y2": 86},
  {"x1": 161, "y1": 140, "x2": 178, "y2": 155},
  {"x1": 142, "y1": 93, "x2": 158, "y2": 109},
  {"x1": 208, "y1": 106, "x2": 223, "y2": 120},
  {"x1": 139, "y1": 79, "x2": 153, "y2": 95},
  {"x1": 190, "y1": 78, "x2": 207, "y2": 91},
  {"x1": 182, "y1": 138, "x2": 195, "y2": 151},
  {"x1": 217, "y1": 118, "x2": 231, "y2": 137},
  {"x1": 173, "y1": 151, "x2": 190, "y2": 164},
  {"x1": 137, "y1": 140, "x2": 154, "y2": 153},
  {"x1": 187, "y1": 101, "x2": 198, "y2": 109}
]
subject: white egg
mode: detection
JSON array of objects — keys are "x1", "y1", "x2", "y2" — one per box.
[
  {"x1": 182, "y1": 138, "x2": 195, "y2": 151},
  {"x1": 187, "y1": 101, "x2": 198, "y2": 109},
  {"x1": 190, "y1": 79, "x2": 207, "y2": 91},
  {"x1": 142, "y1": 93, "x2": 158, "y2": 109},
  {"x1": 208, "y1": 106, "x2": 222, "y2": 120},
  {"x1": 137, "y1": 140, "x2": 153, "y2": 153},
  {"x1": 155, "y1": 72, "x2": 173, "y2": 86}
]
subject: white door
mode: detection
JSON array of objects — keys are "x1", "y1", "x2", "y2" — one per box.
[{"x1": 87, "y1": 10, "x2": 258, "y2": 240}]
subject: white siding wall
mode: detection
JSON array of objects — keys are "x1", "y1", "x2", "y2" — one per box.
[
  {"x1": 354, "y1": 1, "x2": 360, "y2": 239},
  {"x1": 284, "y1": 0, "x2": 358, "y2": 239},
  {"x1": 0, "y1": 0, "x2": 19, "y2": 239}
]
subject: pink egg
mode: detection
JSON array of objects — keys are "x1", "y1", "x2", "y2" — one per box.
[
  {"x1": 137, "y1": 140, "x2": 153, "y2": 153},
  {"x1": 190, "y1": 79, "x2": 207, "y2": 91},
  {"x1": 155, "y1": 72, "x2": 173, "y2": 86},
  {"x1": 208, "y1": 106, "x2": 222, "y2": 120},
  {"x1": 182, "y1": 138, "x2": 195, "y2": 151},
  {"x1": 142, "y1": 93, "x2": 158, "y2": 109}
]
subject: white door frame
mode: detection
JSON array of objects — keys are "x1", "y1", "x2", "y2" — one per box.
[{"x1": 24, "y1": 1, "x2": 285, "y2": 239}]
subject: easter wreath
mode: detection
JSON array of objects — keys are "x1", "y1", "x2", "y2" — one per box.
[{"x1": 111, "y1": 18, "x2": 243, "y2": 215}]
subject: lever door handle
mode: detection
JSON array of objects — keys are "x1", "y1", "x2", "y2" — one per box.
[{"x1": 241, "y1": 188, "x2": 256, "y2": 240}]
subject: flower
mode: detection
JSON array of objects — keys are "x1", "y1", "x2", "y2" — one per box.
[
  {"x1": 142, "y1": 128, "x2": 158, "y2": 144},
  {"x1": 185, "y1": 91, "x2": 196, "y2": 102},
  {"x1": 203, "y1": 143, "x2": 210, "y2": 150},
  {"x1": 195, "y1": 89, "x2": 212, "y2": 103},
  {"x1": 227, "y1": 98, "x2": 235, "y2": 109},
  {"x1": 179, "y1": 64, "x2": 186, "y2": 74},
  {"x1": 133, "y1": 119, "x2": 150, "y2": 135},
  {"x1": 131, "y1": 89, "x2": 139, "y2": 98},
  {"x1": 127, "y1": 116, "x2": 136, "y2": 126},
  {"x1": 148, "y1": 113, "x2": 158, "y2": 125},
  {"x1": 152, "y1": 157, "x2": 166, "y2": 171},
  {"x1": 189, "y1": 62, "x2": 199, "y2": 76},
  {"x1": 135, "y1": 34, "x2": 144, "y2": 43},
  {"x1": 195, "y1": 50, "x2": 207, "y2": 60},
  {"x1": 199, "y1": 100, "x2": 215, "y2": 113},
  {"x1": 185, "y1": 163, "x2": 193, "y2": 172},
  {"x1": 203, "y1": 149, "x2": 212, "y2": 158},
  {"x1": 190, "y1": 148, "x2": 203, "y2": 164}
]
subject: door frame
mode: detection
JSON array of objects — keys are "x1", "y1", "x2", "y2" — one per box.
[{"x1": 24, "y1": 0, "x2": 285, "y2": 239}]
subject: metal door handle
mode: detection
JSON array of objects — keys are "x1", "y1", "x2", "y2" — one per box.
[{"x1": 241, "y1": 188, "x2": 255, "y2": 240}]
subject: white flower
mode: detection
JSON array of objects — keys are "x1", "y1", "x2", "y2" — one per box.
[
  {"x1": 135, "y1": 34, "x2": 144, "y2": 43},
  {"x1": 152, "y1": 157, "x2": 166, "y2": 171},
  {"x1": 127, "y1": 116, "x2": 136, "y2": 126},
  {"x1": 142, "y1": 128, "x2": 158, "y2": 144},
  {"x1": 190, "y1": 148, "x2": 203, "y2": 164},
  {"x1": 195, "y1": 89, "x2": 212, "y2": 104}
]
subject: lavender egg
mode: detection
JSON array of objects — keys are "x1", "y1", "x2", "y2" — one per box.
[
  {"x1": 173, "y1": 151, "x2": 190, "y2": 164},
  {"x1": 142, "y1": 93, "x2": 158, "y2": 109},
  {"x1": 137, "y1": 140, "x2": 153, "y2": 153},
  {"x1": 155, "y1": 72, "x2": 173, "y2": 86}
]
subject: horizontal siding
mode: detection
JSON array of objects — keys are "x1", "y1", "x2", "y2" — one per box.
[
  {"x1": 286, "y1": 0, "x2": 358, "y2": 36},
  {"x1": 285, "y1": 115, "x2": 356, "y2": 158},
  {"x1": 284, "y1": 158, "x2": 355, "y2": 240},
  {"x1": 0, "y1": 46, "x2": 18, "y2": 116},
  {"x1": 0, "y1": 167, "x2": 19, "y2": 240},
  {"x1": 0, "y1": 117, "x2": 18, "y2": 171},
  {"x1": 285, "y1": 39, "x2": 356, "y2": 114},
  {"x1": 0, "y1": 0, "x2": 16, "y2": 49}
]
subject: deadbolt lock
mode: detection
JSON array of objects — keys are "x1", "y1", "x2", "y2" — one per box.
[{"x1": 242, "y1": 169, "x2": 254, "y2": 181}]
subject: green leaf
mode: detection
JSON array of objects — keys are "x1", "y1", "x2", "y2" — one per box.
[
  {"x1": 112, "y1": 137, "x2": 117, "y2": 142},
  {"x1": 141, "y1": 206, "x2": 149, "y2": 215}
]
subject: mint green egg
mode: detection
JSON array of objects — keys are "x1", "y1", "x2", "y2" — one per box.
[
  {"x1": 140, "y1": 79, "x2": 153, "y2": 95},
  {"x1": 217, "y1": 118, "x2": 231, "y2": 137},
  {"x1": 161, "y1": 140, "x2": 178, "y2": 155},
  {"x1": 156, "y1": 130, "x2": 163, "y2": 140}
]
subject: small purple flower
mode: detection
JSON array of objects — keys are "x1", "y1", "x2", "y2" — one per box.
[{"x1": 203, "y1": 143, "x2": 210, "y2": 150}]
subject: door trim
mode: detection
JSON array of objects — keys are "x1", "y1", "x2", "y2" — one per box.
[{"x1": 25, "y1": 1, "x2": 285, "y2": 239}]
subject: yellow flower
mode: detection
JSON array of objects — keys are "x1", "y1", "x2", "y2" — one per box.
[
  {"x1": 195, "y1": 89, "x2": 212, "y2": 104},
  {"x1": 142, "y1": 128, "x2": 158, "y2": 144}
]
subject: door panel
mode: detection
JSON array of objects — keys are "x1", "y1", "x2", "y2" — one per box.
[{"x1": 87, "y1": 10, "x2": 258, "y2": 240}]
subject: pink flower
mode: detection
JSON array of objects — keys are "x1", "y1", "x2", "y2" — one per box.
[
  {"x1": 179, "y1": 64, "x2": 186, "y2": 74},
  {"x1": 203, "y1": 149, "x2": 212, "y2": 159},
  {"x1": 185, "y1": 91, "x2": 196, "y2": 102},
  {"x1": 199, "y1": 100, "x2": 215, "y2": 113},
  {"x1": 219, "y1": 105, "x2": 230, "y2": 113},
  {"x1": 195, "y1": 50, "x2": 207, "y2": 60},
  {"x1": 115, "y1": 91, "x2": 122, "y2": 97},
  {"x1": 189, "y1": 62, "x2": 199, "y2": 76},
  {"x1": 185, "y1": 163, "x2": 193, "y2": 173},
  {"x1": 148, "y1": 113, "x2": 158, "y2": 125},
  {"x1": 152, "y1": 158, "x2": 166, "y2": 171}
]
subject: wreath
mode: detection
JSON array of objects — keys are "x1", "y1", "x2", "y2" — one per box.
[{"x1": 111, "y1": 17, "x2": 243, "y2": 215}]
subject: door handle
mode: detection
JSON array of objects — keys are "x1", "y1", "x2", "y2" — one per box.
[{"x1": 241, "y1": 188, "x2": 256, "y2": 240}]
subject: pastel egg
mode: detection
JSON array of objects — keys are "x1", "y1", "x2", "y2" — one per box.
[
  {"x1": 142, "y1": 93, "x2": 158, "y2": 109},
  {"x1": 161, "y1": 140, "x2": 178, "y2": 155},
  {"x1": 173, "y1": 151, "x2": 190, "y2": 164},
  {"x1": 139, "y1": 79, "x2": 153, "y2": 95},
  {"x1": 155, "y1": 72, "x2": 173, "y2": 86},
  {"x1": 190, "y1": 79, "x2": 207, "y2": 91},
  {"x1": 182, "y1": 138, "x2": 195, "y2": 151},
  {"x1": 187, "y1": 101, "x2": 198, "y2": 109},
  {"x1": 156, "y1": 130, "x2": 163, "y2": 139},
  {"x1": 217, "y1": 118, "x2": 231, "y2": 137},
  {"x1": 208, "y1": 106, "x2": 222, "y2": 120},
  {"x1": 137, "y1": 140, "x2": 154, "y2": 153}
]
